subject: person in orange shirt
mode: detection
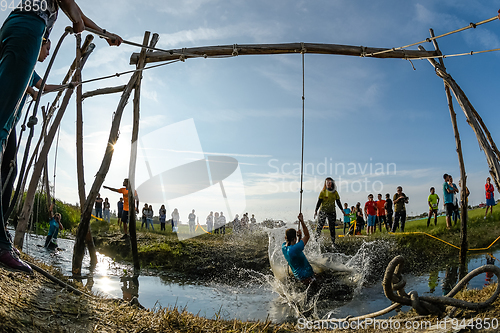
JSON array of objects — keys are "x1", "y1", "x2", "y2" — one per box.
[
  {"x1": 103, "y1": 178, "x2": 139, "y2": 238},
  {"x1": 375, "y1": 193, "x2": 388, "y2": 232}
]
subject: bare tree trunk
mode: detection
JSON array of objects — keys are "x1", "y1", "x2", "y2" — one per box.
[
  {"x1": 128, "y1": 32, "x2": 155, "y2": 272},
  {"x1": 74, "y1": 34, "x2": 98, "y2": 267},
  {"x1": 72, "y1": 72, "x2": 140, "y2": 275}
]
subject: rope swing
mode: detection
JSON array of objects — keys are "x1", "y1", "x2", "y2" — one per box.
[{"x1": 298, "y1": 44, "x2": 306, "y2": 230}]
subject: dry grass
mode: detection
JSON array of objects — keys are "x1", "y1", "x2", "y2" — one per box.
[
  {"x1": 1, "y1": 253, "x2": 499, "y2": 332},
  {"x1": 0, "y1": 255, "x2": 294, "y2": 333}
]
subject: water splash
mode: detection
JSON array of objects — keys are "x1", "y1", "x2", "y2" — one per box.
[{"x1": 262, "y1": 222, "x2": 396, "y2": 319}]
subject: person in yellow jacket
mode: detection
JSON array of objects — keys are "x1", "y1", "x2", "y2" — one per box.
[{"x1": 313, "y1": 177, "x2": 347, "y2": 245}]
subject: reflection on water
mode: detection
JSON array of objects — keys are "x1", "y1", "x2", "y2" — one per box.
[
  {"x1": 121, "y1": 276, "x2": 139, "y2": 301},
  {"x1": 443, "y1": 264, "x2": 459, "y2": 295},
  {"x1": 20, "y1": 230, "x2": 499, "y2": 323}
]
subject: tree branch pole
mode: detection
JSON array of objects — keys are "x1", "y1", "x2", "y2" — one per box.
[
  {"x1": 74, "y1": 34, "x2": 98, "y2": 267},
  {"x1": 128, "y1": 31, "x2": 152, "y2": 272},
  {"x1": 72, "y1": 71, "x2": 140, "y2": 275},
  {"x1": 82, "y1": 85, "x2": 127, "y2": 100},
  {"x1": 129, "y1": 42, "x2": 439, "y2": 65},
  {"x1": 421, "y1": 37, "x2": 469, "y2": 279}
]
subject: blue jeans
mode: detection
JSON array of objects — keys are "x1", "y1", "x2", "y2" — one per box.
[
  {"x1": 95, "y1": 207, "x2": 102, "y2": 218},
  {"x1": 147, "y1": 218, "x2": 154, "y2": 230},
  {"x1": 103, "y1": 209, "x2": 110, "y2": 223},
  {"x1": 391, "y1": 211, "x2": 406, "y2": 232}
]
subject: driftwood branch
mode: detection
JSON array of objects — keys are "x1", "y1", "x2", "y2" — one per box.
[
  {"x1": 82, "y1": 85, "x2": 127, "y2": 100},
  {"x1": 130, "y1": 42, "x2": 439, "y2": 64},
  {"x1": 419, "y1": 44, "x2": 500, "y2": 198},
  {"x1": 128, "y1": 31, "x2": 152, "y2": 272}
]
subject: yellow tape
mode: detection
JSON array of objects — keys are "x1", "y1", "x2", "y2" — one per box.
[
  {"x1": 390, "y1": 232, "x2": 500, "y2": 252},
  {"x1": 91, "y1": 214, "x2": 106, "y2": 222},
  {"x1": 195, "y1": 223, "x2": 211, "y2": 234},
  {"x1": 338, "y1": 230, "x2": 500, "y2": 251}
]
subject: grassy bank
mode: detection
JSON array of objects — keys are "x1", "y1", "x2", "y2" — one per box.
[
  {"x1": 87, "y1": 207, "x2": 500, "y2": 279},
  {"x1": 91, "y1": 221, "x2": 270, "y2": 280},
  {"x1": 333, "y1": 207, "x2": 500, "y2": 272}
]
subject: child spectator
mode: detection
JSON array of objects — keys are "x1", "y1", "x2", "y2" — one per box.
[
  {"x1": 343, "y1": 203, "x2": 351, "y2": 235},
  {"x1": 427, "y1": 187, "x2": 439, "y2": 227}
]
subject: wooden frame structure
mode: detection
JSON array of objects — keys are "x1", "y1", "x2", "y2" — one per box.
[{"x1": 11, "y1": 29, "x2": 500, "y2": 276}]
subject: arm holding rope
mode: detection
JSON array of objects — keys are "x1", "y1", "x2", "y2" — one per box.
[
  {"x1": 49, "y1": 201, "x2": 63, "y2": 231},
  {"x1": 59, "y1": 0, "x2": 122, "y2": 46},
  {"x1": 298, "y1": 213, "x2": 309, "y2": 246}
]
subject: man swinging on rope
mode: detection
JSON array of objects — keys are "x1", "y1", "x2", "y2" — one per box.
[
  {"x1": 44, "y1": 200, "x2": 63, "y2": 250},
  {"x1": 282, "y1": 213, "x2": 315, "y2": 285}
]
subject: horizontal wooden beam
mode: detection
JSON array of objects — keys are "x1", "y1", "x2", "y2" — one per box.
[
  {"x1": 81, "y1": 85, "x2": 127, "y2": 100},
  {"x1": 130, "y1": 42, "x2": 439, "y2": 64}
]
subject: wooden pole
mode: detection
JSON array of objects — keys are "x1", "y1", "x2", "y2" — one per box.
[
  {"x1": 129, "y1": 42, "x2": 438, "y2": 65},
  {"x1": 421, "y1": 36, "x2": 469, "y2": 279},
  {"x1": 128, "y1": 31, "x2": 152, "y2": 272},
  {"x1": 75, "y1": 34, "x2": 98, "y2": 267},
  {"x1": 82, "y1": 85, "x2": 127, "y2": 100},
  {"x1": 72, "y1": 71, "x2": 140, "y2": 275}
]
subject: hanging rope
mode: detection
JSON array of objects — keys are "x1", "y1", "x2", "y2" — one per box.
[
  {"x1": 412, "y1": 46, "x2": 500, "y2": 61},
  {"x1": 85, "y1": 27, "x2": 201, "y2": 58},
  {"x1": 52, "y1": 125, "x2": 61, "y2": 200},
  {"x1": 39, "y1": 59, "x2": 181, "y2": 95},
  {"x1": 365, "y1": 15, "x2": 498, "y2": 57}
]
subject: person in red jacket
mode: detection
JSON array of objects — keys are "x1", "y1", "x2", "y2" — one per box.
[
  {"x1": 485, "y1": 177, "x2": 495, "y2": 219},
  {"x1": 364, "y1": 194, "x2": 378, "y2": 235}
]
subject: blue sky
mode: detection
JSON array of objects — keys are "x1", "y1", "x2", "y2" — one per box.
[{"x1": 2, "y1": 0, "x2": 499, "y2": 223}]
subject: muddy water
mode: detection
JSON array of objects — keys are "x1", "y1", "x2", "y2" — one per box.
[{"x1": 21, "y1": 231, "x2": 499, "y2": 323}]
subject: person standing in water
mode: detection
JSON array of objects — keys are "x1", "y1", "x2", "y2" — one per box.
[
  {"x1": 44, "y1": 200, "x2": 63, "y2": 249},
  {"x1": 314, "y1": 177, "x2": 347, "y2": 245},
  {"x1": 282, "y1": 213, "x2": 315, "y2": 285}
]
